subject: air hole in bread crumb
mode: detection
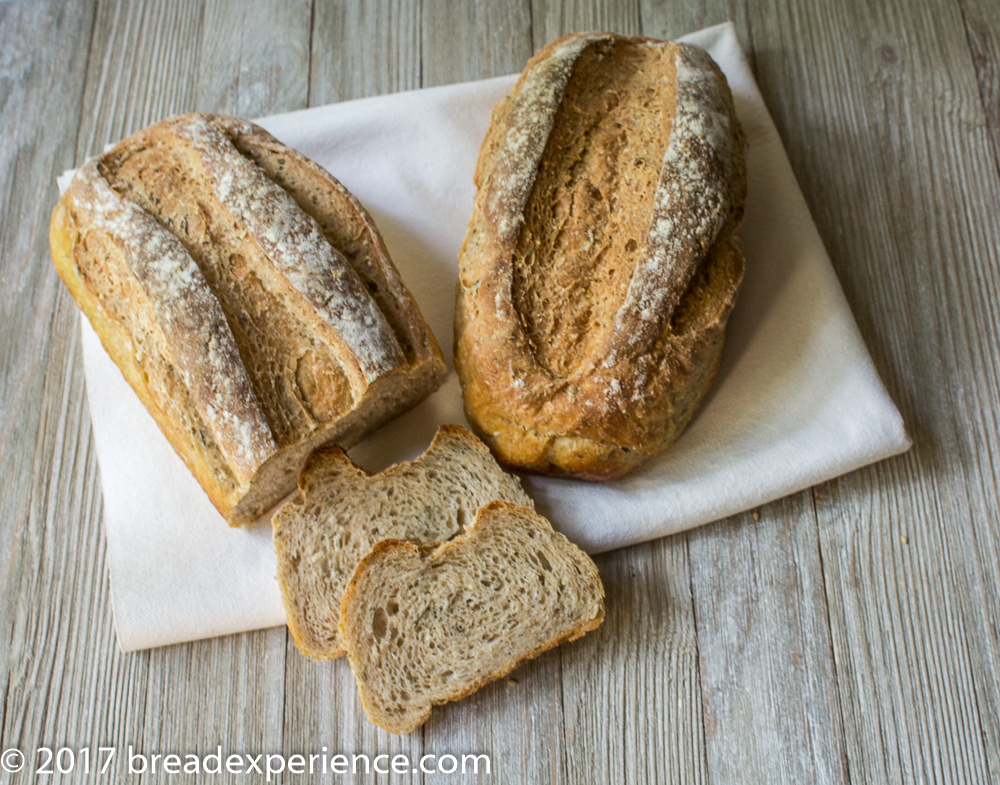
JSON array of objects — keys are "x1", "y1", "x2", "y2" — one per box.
[
  {"x1": 457, "y1": 508, "x2": 467, "y2": 530},
  {"x1": 537, "y1": 552, "x2": 553, "y2": 572},
  {"x1": 372, "y1": 608, "x2": 388, "y2": 639},
  {"x1": 386, "y1": 600, "x2": 399, "y2": 615}
]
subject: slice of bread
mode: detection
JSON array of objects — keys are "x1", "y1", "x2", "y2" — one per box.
[
  {"x1": 340, "y1": 500, "x2": 605, "y2": 734},
  {"x1": 272, "y1": 425, "x2": 532, "y2": 660}
]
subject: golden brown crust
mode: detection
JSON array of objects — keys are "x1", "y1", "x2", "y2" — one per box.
[
  {"x1": 456, "y1": 34, "x2": 747, "y2": 480},
  {"x1": 52, "y1": 113, "x2": 446, "y2": 524}
]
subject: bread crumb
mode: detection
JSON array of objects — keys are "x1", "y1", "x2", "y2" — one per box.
[
  {"x1": 507, "y1": 679, "x2": 518, "y2": 687},
  {"x1": 901, "y1": 535, "x2": 909, "y2": 545},
  {"x1": 752, "y1": 510, "x2": 760, "y2": 521}
]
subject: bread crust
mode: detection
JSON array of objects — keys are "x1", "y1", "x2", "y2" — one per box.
[
  {"x1": 51, "y1": 113, "x2": 446, "y2": 524},
  {"x1": 456, "y1": 34, "x2": 747, "y2": 479},
  {"x1": 340, "y1": 500, "x2": 605, "y2": 734}
]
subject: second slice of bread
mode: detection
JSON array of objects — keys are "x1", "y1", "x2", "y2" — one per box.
[
  {"x1": 340, "y1": 501, "x2": 605, "y2": 734},
  {"x1": 272, "y1": 425, "x2": 532, "y2": 660}
]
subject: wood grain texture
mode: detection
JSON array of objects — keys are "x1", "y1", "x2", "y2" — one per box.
[
  {"x1": 960, "y1": 0, "x2": 1000, "y2": 179},
  {"x1": 746, "y1": 0, "x2": 1000, "y2": 782},
  {"x1": 558, "y1": 542, "x2": 709, "y2": 785},
  {"x1": 309, "y1": 0, "x2": 421, "y2": 103},
  {"x1": 2, "y1": 0, "x2": 1000, "y2": 783},
  {"x1": 530, "y1": 0, "x2": 641, "y2": 48},
  {"x1": 421, "y1": 0, "x2": 532, "y2": 86},
  {"x1": 281, "y1": 655, "x2": 426, "y2": 785},
  {"x1": 198, "y1": 0, "x2": 311, "y2": 116},
  {"x1": 0, "y1": 4, "x2": 99, "y2": 781},
  {"x1": 689, "y1": 503, "x2": 850, "y2": 784},
  {"x1": 75, "y1": 0, "x2": 203, "y2": 159}
]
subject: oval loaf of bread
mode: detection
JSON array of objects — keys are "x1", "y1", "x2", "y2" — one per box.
[
  {"x1": 50, "y1": 114, "x2": 446, "y2": 524},
  {"x1": 456, "y1": 34, "x2": 747, "y2": 480}
]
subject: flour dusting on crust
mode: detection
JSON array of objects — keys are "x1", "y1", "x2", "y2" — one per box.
[
  {"x1": 70, "y1": 158, "x2": 276, "y2": 481},
  {"x1": 455, "y1": 34, "x2": 746, "y2": 478},
  {"x1": 614, "y1": 43, "x2": 733, "y2": 345},
  {"x1": 172, "y1": 115, "x2": 405, "y2": 384},
  {"x1": 483, "y1": 35, "x2": 601, "y2": 244}
]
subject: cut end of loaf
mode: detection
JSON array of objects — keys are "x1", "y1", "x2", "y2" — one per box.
[{"x1": 340, "y1": 501, "x2": 605, "y2": 734}]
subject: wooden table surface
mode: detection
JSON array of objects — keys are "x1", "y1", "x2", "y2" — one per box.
[{"x1": 2, "y1": 0, "x2": 999, "y2": 782}]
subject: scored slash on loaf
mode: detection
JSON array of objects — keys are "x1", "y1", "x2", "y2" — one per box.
[
  {"x1": 456, "y1": 34, "x2": 748, "y2": 480},
  {"x1": 50, "y1": 113, "x2": 446, "y2": 525}
]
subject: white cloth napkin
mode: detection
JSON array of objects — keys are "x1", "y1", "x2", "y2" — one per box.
[{"x1": 65, "y1": 22, "x2": 910, "y2": 652}]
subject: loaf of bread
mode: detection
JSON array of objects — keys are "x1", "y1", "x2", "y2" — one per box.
[
  {"x1": 340, "y1": 500, "x2": 605, "y2": 734},
  {"x1": 50, "y1": 113, "x2": 446, "y2": 525},
  {"x1": 456, "y1": 34, "x2": 747, "y2": 480},
  {"x1": 272, "y1": 424, "x2": 532, "y2": 659}
]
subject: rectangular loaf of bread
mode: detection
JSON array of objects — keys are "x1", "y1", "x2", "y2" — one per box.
[{"x1": 50, "y1": 113, "x2": 446, "y2": 525}]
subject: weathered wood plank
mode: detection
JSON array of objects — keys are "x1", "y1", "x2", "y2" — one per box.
[
  {"x1": 0, "y1": 0, "x2": 313, "y2": 781},
  {"x1": 530, "y1": 0, "x2": 640, "y2": 48},
  {"x1": 309, "y1": 0, "x2": 421, "y2": 103},
  {"x1": 0, "y1": 0, "x2": 95, "y2": 564},
  {"x1": 281, "y1": 656, "x2": 426, "y2": 785},
  {"x1": 957, "y1": 0, "x2": 1000, "y2": 761},
  {"x1": 638, "y1": 0, "x2": 753, "y2": 64},
  {"x1": 557, "y1": 541, "x2": 708, "y2": 785},
  {"x1": 746, "y1": 0, "x2": 1000, "y2": 781},
  {"x1": 688, "y1": 503, "x2": 850, "y2": 784},
  {"x1": 75, "y1": 0, "x2": 203, "y2": 159},
  {"x1": 421, "y1": 0, "x2": 532, "y2": 87},
  {"x1": 960, "y1": 0, "x2": 1000, "y2": 181},
  {"x1": 197, "y1": 0, "x2": 311, "y2": 117},
  {"x1": 0, "y1": 2, "x2": 101, "y2": 777}
]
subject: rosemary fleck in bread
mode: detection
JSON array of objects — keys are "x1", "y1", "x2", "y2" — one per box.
[
  {"x1": 50, "y1": 113, "x2": 446, "y2": 525},
  {"x1": 272, "y1": 425, "x2": 532, "y2": 660},
  {"x1": 340, "y1": 500, "x2": 605, "y2": 734},
  {"x1": 456, "y1": 34, "x2": 747, "y2": 480}
]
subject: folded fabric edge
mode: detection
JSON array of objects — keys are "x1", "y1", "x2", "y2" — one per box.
[{"x1": 581, "y1": 434, "x2": 912, "y2": 556}]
